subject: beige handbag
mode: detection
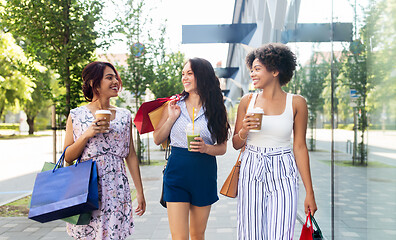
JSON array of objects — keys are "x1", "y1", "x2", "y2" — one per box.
[
  {"x1": 220, "y1": 150, "x2": 243, "y2": 198},
  {"x1": 220, "y1": 94, "x2": 253, "y2": 198}
]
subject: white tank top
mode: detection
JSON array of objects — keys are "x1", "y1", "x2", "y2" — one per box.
[{"x1": 246, "y1": 92, "x2": 294, "y2": 148}]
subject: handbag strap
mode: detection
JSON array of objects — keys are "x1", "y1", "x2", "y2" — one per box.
[
  {"x1": 235, "y1": 149, "x2": 243, "y2": 166},
  {"x1": 245, "y1": 93, "x2": 254, "y2": 115},
  {"x1": 235, "y1": 93, "x2": 254, "y2": 165},
  {"x1": 53, "y1": 146, "x2": 82, "y2": 172}
]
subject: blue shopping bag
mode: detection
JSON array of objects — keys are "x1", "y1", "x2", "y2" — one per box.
[
  {"x1": 28, "y1": 148, "x2": 99, "y2": 223},
  {"x1": 40, "y1": 162, "x2": 93, "y2": 225}
]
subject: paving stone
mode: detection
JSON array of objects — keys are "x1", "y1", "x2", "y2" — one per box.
[
  {"x1": 23, "y1": 227, "x2": 39, "y2": 232},
  {"x1": 341, "y1": 231, "x2": 360, "y2": 237},
  {"x1": 1, "y1": 135, "x2": 396, "y2": 239},
  {"x1": 0, "y1": 224, "x2": 16, "y2": 228}
]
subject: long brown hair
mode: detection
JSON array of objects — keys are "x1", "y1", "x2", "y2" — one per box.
[{"x1": 182, "y1": 58, "x2": 231, "y2": 144}]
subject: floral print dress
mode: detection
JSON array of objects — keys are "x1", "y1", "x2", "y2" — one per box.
[{"x1": 66, "y1": 105, "x2": 134, "y2": 240}]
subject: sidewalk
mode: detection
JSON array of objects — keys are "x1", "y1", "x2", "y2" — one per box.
[
  {"x1": 0, "y1": 135, "x2": 303, "y2": 239},
  {"x1": 1, "y1": 131, "x2": 395, "y2": 239},
  {"x1": 306, "y1": 150, "x2": 396, "y2": 240}
]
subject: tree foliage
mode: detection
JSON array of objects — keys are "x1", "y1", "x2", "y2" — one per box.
[
  {"x1": 114, "y1": 0, "x2": 165, "y2": 162},
  {"x1": 150, "y1": 51, "x2": 185, "y2": 98},
  {"x1": 300, "y1": 51, "x2": 330, "y2": 150},
  {"x1": 2, "y1": 0, "x2": 103, "y2": 117},
  {"x1": 0, "y1": 30, "x2": 31, "y2": 121},
  {"x1": 114, "y1": 0, "x2": 158, "y2": 110},
  {"x1": 367, "y1": 0, "x2": 396, "y2": 130},
  {"x1": 340, "y1": 2, "x2": 383, "y2": 163},
  {"x1": 283, "y1": 63, "x2": 303, "y2": 94},
  {"x1": 23, "y1": 68, "x2": 54, "y2": 134}
]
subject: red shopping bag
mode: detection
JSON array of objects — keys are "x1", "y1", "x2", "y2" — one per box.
[
  {"x1": 300, "y1": 214, "x2": 314, "y2": 240},
  {"x1": 133, "y1": 95, "x2": 180, "y2": 134}
]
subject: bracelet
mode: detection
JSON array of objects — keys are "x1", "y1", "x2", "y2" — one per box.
[{"x1": 238, "y1": 130, "x2": 247, "y2": 141}]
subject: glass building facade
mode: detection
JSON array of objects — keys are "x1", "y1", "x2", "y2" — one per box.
[{"x1": 223, "y1": 0, "x2": 396, "y2": 239}]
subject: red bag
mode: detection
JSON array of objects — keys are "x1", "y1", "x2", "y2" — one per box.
[
  {"x1": 300, "y1": 214, "x2": 314, "y2": 240},
  {"x1": 133, "y1": 95, "x2": 180, "y2": 134}
]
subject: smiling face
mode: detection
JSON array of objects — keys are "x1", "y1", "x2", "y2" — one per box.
[
  {"x1": 250, "y1": 58, "x2": 279, "y2": 89},
  {"x1": 96, "y1": 66, "x2": 120, "y2": 98},
  {"x1": 181, "y1": 61, "x2": 197, "y2": 93}
]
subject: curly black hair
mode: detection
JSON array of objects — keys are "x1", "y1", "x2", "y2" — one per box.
[
  {"x1": 181, "y1": 58, "x2": 231, "y2": 144},
  {"x1": 246, "y1": 43, "x2": 297, "y2": 86}
]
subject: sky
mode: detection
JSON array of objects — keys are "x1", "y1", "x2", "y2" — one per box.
[
  {"x1": 102, "y1": 0, "x2": 234, "y2": 66},
  {"x1": 153, "y1": 0, "x2": 235, "y2": 66},
  {"x1": 101, "y1": 0, "x2": 358, "y2": 66}
]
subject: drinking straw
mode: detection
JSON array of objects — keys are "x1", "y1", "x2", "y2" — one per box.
[{"x1": 192, "y1": 107, "x2": 195, "y2": 132}]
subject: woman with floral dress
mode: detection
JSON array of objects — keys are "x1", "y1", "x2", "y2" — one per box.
[{"x1": 63, "y1": 61, "x2": 146, "y2": 239}]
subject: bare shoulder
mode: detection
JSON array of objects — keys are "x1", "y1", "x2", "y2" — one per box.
[
  {"x1": 292, "y1": 94, "x2": 307, "y2": 107},
  {"x1": 238, "y1": 93, "x2": 253, "y2": 112},
  {"x1": 240, "y1": 93, "x2": 253, "y2": 105}
]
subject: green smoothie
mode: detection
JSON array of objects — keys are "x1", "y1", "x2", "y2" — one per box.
[{"x1": 187, "y1": 134, "x2": 200, "y2": 151}]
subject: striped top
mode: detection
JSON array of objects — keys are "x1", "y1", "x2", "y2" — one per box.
[
  {"x1": 170, "y1": 96, "x2": 215, "y2": 148},
  {"x1": 246, "y1": 92, "x2": 294, "y2": 148}
]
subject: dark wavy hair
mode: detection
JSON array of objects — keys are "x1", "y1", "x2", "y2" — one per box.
[
  {"x1": 82, "y1": 61, "x2": 122, "y2": 102},
  {"x1": 181, "y1": 58, "x2": 230, "y2": 144},
  {"x1": 246, "y1": 43, "x2": 297, "y2": 86}
]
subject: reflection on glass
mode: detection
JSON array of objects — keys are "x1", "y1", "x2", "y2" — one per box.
[{"x1": 287, "y1": 0, "x2": 395, "y2": 239}]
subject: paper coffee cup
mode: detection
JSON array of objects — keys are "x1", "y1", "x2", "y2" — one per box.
[
  {"x1": 247, "y1": 108, "x2": 264, "y2": 132},
  {"x1": 95, "y1": 110, "x2": 111, "y2": 126}
]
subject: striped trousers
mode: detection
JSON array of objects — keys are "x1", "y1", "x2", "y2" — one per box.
[{"x1": 237, "y1": 145, "x2": 299, "y2": 240}]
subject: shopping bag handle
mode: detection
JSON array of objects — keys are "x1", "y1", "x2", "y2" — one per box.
[
  {"x1": 311, "y1": 214, "x2": 324, "y2": 238},
  {"x1": 53, "y1": 146, "x2": 82, "y2": 172},
  {"x1": 311, "y1": 214, "x2": 319, "y2": 229},
  {"x1": 304, "y1": 213, "x2": 314, "y2": 234}
]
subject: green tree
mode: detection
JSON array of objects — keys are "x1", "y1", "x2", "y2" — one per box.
[
  {"x1": 150, "y1": 51, "x2": 185, "y2": 98},
  {"x1": 367, "y1": 0, "x2": 396, "y2": 130},
  {"x1": 114, "y1": 0, "x2": 164, "y2": 162},
  {"x1": 323, "y1": 54, "x2": 347, "y2": 126},
  {"x1": 23, "y1": 69, "x2": 53, "y2": 134},
  {"x1": 283, "y1": 63, "x2": 303, "y2": 94},
  {"x1": 2, "y1": 0, "x2": 103, "y2": 117},
  {"x1": 300, "y1": 52, "x2": 329, "y2": 151},
  {"x1": 341, "y1": 2, "x2": 382, "y2": 164},
  {"x1": 148, "y1": 25, "x2": 184, "y2": 98},
  {"x1": 0, "y1": 30, "x2": 30, "y2": 121}
]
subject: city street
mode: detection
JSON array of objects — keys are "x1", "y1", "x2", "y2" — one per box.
[
  {"x1": 312, "y1": 129, "x2": 396, "y2": 166},
  {"x1": 0, "y1": 129, "x2": 395, "y2": 239}
]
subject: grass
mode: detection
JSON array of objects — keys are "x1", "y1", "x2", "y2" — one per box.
[
  {"x1": 0, "y1": 195, "x2": 31, "y2": 217},
  {"x1": 0, "y1": 189, "x2": 140, "y2": 217},
  {"x1": 140, "y1": 160, "x2": 166, "y2": 166},
  {"x1": 318, "y1": 159, "x2": 396, "y2": 168},
  {"x1": 0, "y1": 134, "x2": 51, "y2": 140}
]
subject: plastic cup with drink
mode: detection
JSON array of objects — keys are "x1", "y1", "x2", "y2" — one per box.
[{"x1": 186, "y1": 123, "x2": 200, "y2": 151}]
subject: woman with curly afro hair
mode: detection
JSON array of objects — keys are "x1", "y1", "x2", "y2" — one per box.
[{"x1": 232, "y1": 43, "x2": 317, "y2": 239}]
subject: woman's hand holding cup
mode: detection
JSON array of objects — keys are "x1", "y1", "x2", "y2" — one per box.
[
  {"x1": 246, "y1": 108, "x2": 264, "y2": 132},
  {"x1": 94, "y1": 110, "x2": 112, "y2": 133},
  {"x1": 239, "y1": 107, "x2": 264, "y2": 141}
]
